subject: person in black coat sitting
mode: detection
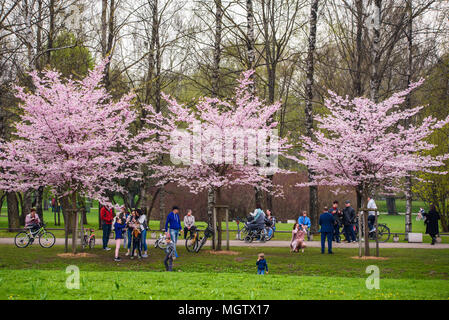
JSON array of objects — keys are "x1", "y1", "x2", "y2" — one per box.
[{"x1": 424, "y1": 204, "x2": 440, "y2": 245}]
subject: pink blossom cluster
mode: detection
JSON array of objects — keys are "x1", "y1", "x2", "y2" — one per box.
[
  {"x1": 295, "y1": 79, "x2": 449, "y2": 194},
  {"x1": 0, "y1": 59, "x2": 141, "y2": 204},
  {"x1": 138, "y1": 70, "x2": 293, "y2": 195}
]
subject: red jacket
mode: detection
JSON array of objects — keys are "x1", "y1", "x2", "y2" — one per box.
[{"x1": 100, "y1": 207, "x2": 114, "y2": 225}]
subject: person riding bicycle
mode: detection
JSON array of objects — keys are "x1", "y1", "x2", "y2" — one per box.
[
  {"x1": 25, "y1": 208, "x2": 41, "y2": 235},
  {"x1": 247, "y1": 207, "x2": 265, "y2": 233}
]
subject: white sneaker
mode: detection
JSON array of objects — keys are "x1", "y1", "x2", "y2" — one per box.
[
  {"x1": 142, "y1": 253, "x2": 148, "y2": 258},
  {"x1": 104, "y1": 247, "x2": 111, "y2": 251},
  {"x1": 125, "y1": 251, "x2": 130, "y2": 256},
  {"x1": 302, "y1": 249, "x2": 304, "y2": 253}
]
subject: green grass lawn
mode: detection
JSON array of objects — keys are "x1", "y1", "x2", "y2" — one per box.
[{"x1": 0, "y1": 244, "x2": 448, "y2": 300}]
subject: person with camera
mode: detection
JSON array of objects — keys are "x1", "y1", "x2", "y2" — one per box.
[{"x1": 424, "y1": 204, "x2": 440, "y2": 245}]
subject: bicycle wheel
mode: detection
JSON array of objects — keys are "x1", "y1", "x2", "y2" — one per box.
[
  {"x1": 82, "y1": 235, "x2": 89, "y2": 248},
  {"x1": 195, "y1": 236, "x2": 207, "y2": 253},
  {"x1": 240, "y1": 226, "x2": 249, "y2": 241},
  {"x1": 39, "y1": 231, "x2": 55, "y2": 248},
  {"x1": 259, "y1": 229, "x2": 267, "y2": 243},
  {"x1": 244, "y1": 234, "x2": 253, "y2": 243},
  {"x1": 185, "y1": 234, "x2": 197, "y2": 253},
  {"x1": 15, "y1": 231, "x2": 30, "y2": 248},
  {"x1": 157, "y1": 239, "x2": 167, "y2": 250},
  {"x1": 89, "y1": 236, "x2": 95, "y2": 249},
  {"x1": 265, "y1": 227, "x2": 274, "y2": 241},
  {"x1": 376, "y1": 224, "x2": 390, "y2": 243}
]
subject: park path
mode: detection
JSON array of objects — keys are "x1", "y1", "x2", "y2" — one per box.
[{"x1": 0, "y1": 237, "x2": 448, "y2": 249}]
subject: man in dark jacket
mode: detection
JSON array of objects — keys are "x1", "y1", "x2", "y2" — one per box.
[
  {"x1": 424, "y1": 204, "x2": 440, "y2": 245},
  {"x1": 342, "y1": 200, "x2": 356, "y2": 243},
  {"x1": 329, "y1": 200, "x2": 342, "y2": 243},
  {"x1": 319, "y1": 206, "x2": 335, "y2": 254}
]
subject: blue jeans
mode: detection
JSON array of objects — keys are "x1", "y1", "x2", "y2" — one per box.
[
  {"x1": 141, "y1": 229, "x2": 148, "y2": 251},
  {"x1": 102, "y1": 223, "x2": 111, "y2": 249},
  {"x1": 321, "y1": 231, "x2": 333, "y2": 253},
  {"x1": 169, "y1": 228, "x2": 179, "y2": 258},
  {"x1": 257, "y1": 269, "x2": 265, "y2": 275},
  {"x1": 127, "y1": 229, "x2": 133, "y2": 249}
]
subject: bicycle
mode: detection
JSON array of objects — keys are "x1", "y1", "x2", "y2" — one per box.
[
  {"x1": 185, "y1": 225, "x2": 214, "y2": 253},
  {"x1": 14, "y1": 223, "x2": 56, "y2": 248},
  {"x1": 81, "y1": 228, "x2": 96, "y2": 249},
  {"x1": 154, "y1": 232, "x2": 168, "y2": 250},
  {"x1": 354, "y1": 217, "x2": 391, "y2": 243}
]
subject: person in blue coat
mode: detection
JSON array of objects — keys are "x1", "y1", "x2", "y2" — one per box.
[
  {"x1": 319, "y1": 206, "x2": 335, "y2": 254},
  {"x1": 165, "y1": 206, "x2": 181, "y2": 258}
]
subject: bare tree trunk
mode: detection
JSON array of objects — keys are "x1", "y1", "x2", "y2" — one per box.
[
  {"x1": 159, "y1": 187, "x2": 166, "y2": 230},
  {"x1": 305, "y1": 0, "x2": 319, "y2": 232},
  {"x1": 71, "y1": 192, "x2": 78, "y2": 254},
  {"x1": 47, "y1": 0, "x2": 55, "y2": 64},
  {"x1": 369, "y1": 0, "x2": 382, "y2": 103},
  {"x1": 19, "y1": 190, "x2": 32, "y2": 226},
  {"x1": 7, "y1": 192, "x2": 20, "y2": 232},
  {"x1": 212, "y1": 0, "x2": 222, "y2": 97},
  {"x1": 36, "y1": 186, "x2": 44, "y2": 223},
  {"x1": 354, "y1": 0, "x2": 364, "y2": 97},
  {"x1": 404, "y1": 0, "x2": 414, "y2": 240}
]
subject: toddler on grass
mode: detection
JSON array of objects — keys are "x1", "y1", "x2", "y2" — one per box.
[{"x1": 256, "y1": 253, "x2": 268, "y2": 275}]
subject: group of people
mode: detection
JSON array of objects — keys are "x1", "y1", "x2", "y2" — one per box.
[
  {"x1": 100, "y1": 205, "x2": 149, "y2": 261},
  {"x1": 100, "y1": 204, "x2": 197, "y2": 271}
]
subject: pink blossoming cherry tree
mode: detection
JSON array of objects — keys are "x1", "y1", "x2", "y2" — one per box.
[
  {"x1": 140, "y1": 71, "x2": 292, "y2": 249},
  {"x1": 0, "y1": 60, "x2": 140, "y2": 253},
  {"x1": 294, "y1": 80, "x2": 449, "y2": 255}
]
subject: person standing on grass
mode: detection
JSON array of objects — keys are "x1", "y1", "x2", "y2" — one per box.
[
  {"x1": 164, "y1": 234, "x2": 176, "y2": 271},
  {"x1": 138, "y1": 209, "x2": 149, "y2": 258},
  {"x1": 319, "y1": 206, "x2": 335, "y2": 254},
  {"x1": 290, "y1": 223, "x2": 306, "y2": 253},
  {"x1": 342, "y1": 200, "x2": 356, "y2": 243},
  {"x1": 100, "y1": 204, "x2": 114, "y2": 251},
  {"x1": 183, "y1": 209, "x2": 196, "y2": 239},
  {"x1": 256, "y1": 253, "x2": 268, "y2": 275},
  {"x1": 125, "y1": 210, "x2": 136, "y2": 256},
  {"x1": 298, "y1": 211, "x2": 311, "y2": 241},
  {"x1": 329, "y1": 201, "x2": 342, "y2": 243},
  {"x1": 130, "y1": 220, "x2": 142, "y2": 259},
  {"x1": 367, "y1": 196, "x2": 377, "y2": 232},
  {"x1": 113, "y1": 217, "x2": 126, "y2": 261},
  {"x1": 424, "y1": 204, "x2": 440, "y2": 245},
  {"x1": 165, "y1": 206, "x2": 181, "y2": 258}
]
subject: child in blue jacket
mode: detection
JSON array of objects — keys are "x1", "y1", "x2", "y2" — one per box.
[
  {"x1": 114, "y1": 217, "x2": 126, "y2": 261},
  {"x1": 256, "y1": 253, "x2": 268, "y2": 275}
]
